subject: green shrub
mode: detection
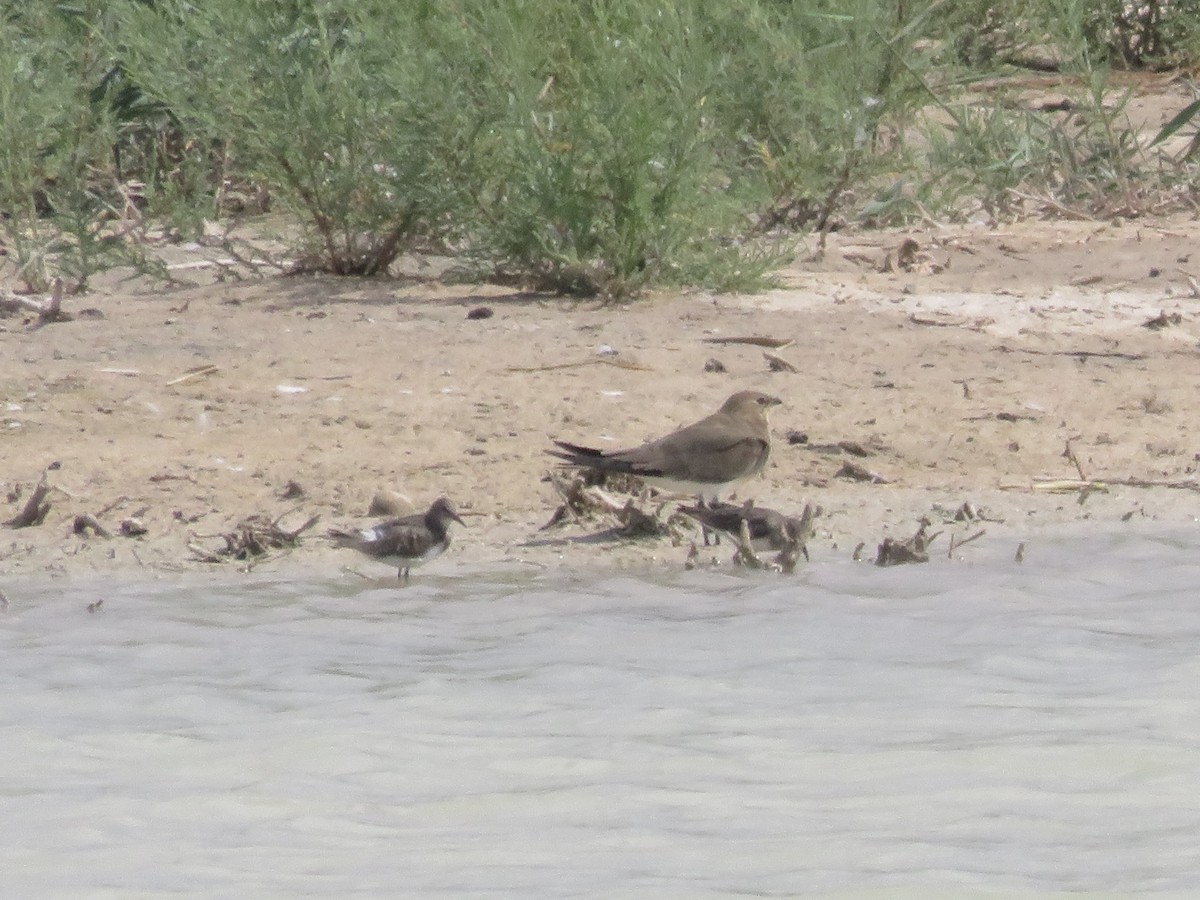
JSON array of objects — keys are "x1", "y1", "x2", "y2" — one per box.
[
  {"x1": 0, "y1": 3, "x2": 151, "y2": 292},
  {"x1": 939, "y1": 0, "x2": 1200, "y2": 70},
  {"x1": 447, "y1": 0, "x2": 781, "y2": 299},
  {"x1": 696, "y1": 1, "x2": 939, "y2": 234},
  {"x1": 119, "y1": 0, "x2": 474, "y2": 275},
  {"x1": 921, "y1": 75, "x2": 1144, "y2": 219}
]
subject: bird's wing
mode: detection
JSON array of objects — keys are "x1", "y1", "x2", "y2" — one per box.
[
  {"x1": 613, "y1": 412, "x2": 770, "y2": 482},
  {"x1": 369, "y1": 519, "x2": 436, "y2": 557}
]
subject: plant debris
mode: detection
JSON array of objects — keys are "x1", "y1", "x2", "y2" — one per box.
[
  {"x1": 875, "y1": 519, "x2": 938, "y2": 566},
  {"x1": 1143, "y1": 310, "x2": 1182, "y2": 329},
  {"x1": 679, "y1": 501, "x2": 818, "y2": 574},
  {"x1": 191, "y1": 508, "x2": 320, "y2": 564},
  {"x1": 119, "y1": 517, "x2": 148, "y2": 537},
  {"x1": 277, "y1": 480, "x2": 306, "y2": 501},
  {"x1": 541, "y1": 471, "x2": 690, "y2": 540}
]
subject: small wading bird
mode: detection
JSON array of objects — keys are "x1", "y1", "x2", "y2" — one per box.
[
  {"x1": 679, "y1": 500, "x2": 810, "y2": 553},
  {"x1": 329, "y1": 497, "x2": 464, "y2": 581},
  {"x1": 547, "y1": 390, "x2": 782, "y2": 502}
]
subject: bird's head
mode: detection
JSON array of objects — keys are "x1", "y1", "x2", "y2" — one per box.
[
  {"x1": 429, "y1": 497, "x2": 466, "y2": 527},
  {"x1": 721, "y1": 390, "x2": 783, "y2": 417}
]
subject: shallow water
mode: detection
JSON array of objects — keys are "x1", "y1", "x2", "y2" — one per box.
[{"x1": 4, "y1": 530, "x2": 1200, "y2": 898}]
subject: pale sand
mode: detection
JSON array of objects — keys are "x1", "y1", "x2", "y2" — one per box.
[{"x1": 4, "y1": 216, "x2": 1200, "y2": 580}]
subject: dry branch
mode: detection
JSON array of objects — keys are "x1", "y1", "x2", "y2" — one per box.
[{"x1": 7, "y1": 476, "x2": 51, "y2": 528}]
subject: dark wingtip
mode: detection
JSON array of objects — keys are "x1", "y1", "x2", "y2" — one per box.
[{"x1": 547, "y1": 440, "x2": 606, "y2": 463}]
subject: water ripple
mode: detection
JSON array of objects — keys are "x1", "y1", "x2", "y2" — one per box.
[{"x1": 3, "y1": 530, "x2": 1200, "y2": 896}]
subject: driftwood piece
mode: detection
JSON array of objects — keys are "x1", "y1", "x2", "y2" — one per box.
[
  {"x1": 0, "y1": 293, "x2": 49, "y2": 318},
  {"x1": 1, "y1": 279, "x2": 71, "y2": 327},
  {"x1": 875, "y1": 519, "x2": 939, "y2": 566},
  {"x1": 7, "y1": 476, "x2": 51, "y2": 528}
]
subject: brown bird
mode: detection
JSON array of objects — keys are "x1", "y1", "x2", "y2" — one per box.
[
  {"x1": 679, "y1": 500, "x2": 808, "y2": 552},
  {"x1": 329, "y1": 497, "x2": 465, "y2": 580},
  {"x1": 548, "y1": 390, "x2": 782, "y2": 501}
]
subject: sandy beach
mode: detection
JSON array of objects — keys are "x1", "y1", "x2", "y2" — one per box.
[{"x1": 4, "y1": 215, "x2": 1200, "y2": 580}]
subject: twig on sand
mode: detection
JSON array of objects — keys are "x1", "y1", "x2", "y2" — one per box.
[
  {"x1": 1062, "y1": 439, "x2": 1088, "y2": 481},
  {"x1": 836, "y1": 460, "x2": 892, "y2": 484},
  {"x1": 948, "y1": 528, "x2": 986, "y2": 558},
  {"x1": 165, "y1": 364, "x2": 220, "y2": 386},
  {"x1": 1029, "y1": 478, "x2": 1109, "y2": 501},
  {"x1": 507, "y1": 358, "x2": 651, "y2": 374},
  {"x1": 1110, "y1": 476, "x2": 1200, "y2": 492},
  {"x1": 702, "y1": 336, "x2": 794, "y2": 349}
]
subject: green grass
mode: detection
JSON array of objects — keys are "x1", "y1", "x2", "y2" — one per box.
[{"x1": 1, "y1": 0, "x2": 1199, "y2": 296}]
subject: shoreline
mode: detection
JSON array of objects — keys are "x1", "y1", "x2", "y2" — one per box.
[{"x1": 4, "y1": 217, "x2": 1200, "y2": 582}]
